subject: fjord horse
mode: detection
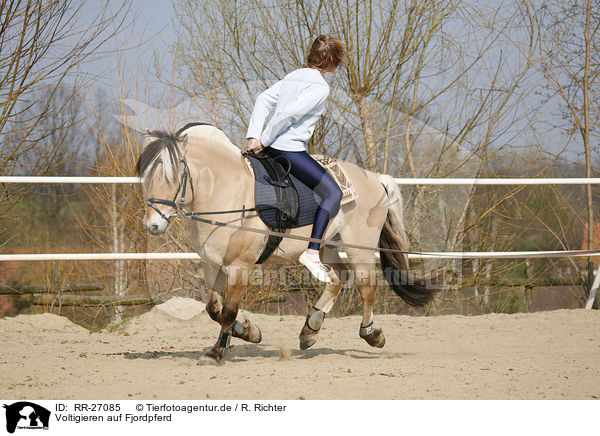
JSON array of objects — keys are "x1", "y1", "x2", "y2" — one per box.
[{"x1": 136, "y1": 124, "x2": 436, "y2": 363}]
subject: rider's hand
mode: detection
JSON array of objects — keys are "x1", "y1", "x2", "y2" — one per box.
[{"x1": 246, "y1": 138, "x2": 264, "y2": 155}]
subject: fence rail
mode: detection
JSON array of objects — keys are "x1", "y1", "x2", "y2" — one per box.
[
  {"x1": 0, "y1": 250, "x2": 599, "y2": 262},
  {"x1": 1, "y1": 175, "x2": 598, "y2": 309},
  {"x1": 29, "y1": 295, "x2": 153, "y2": 306},
  {"x1": 3, "y1": 176, "x2": 600, "y2": 185},
  {"x1": 0, "y1": 283, "x2": 104, "y2": 295}
]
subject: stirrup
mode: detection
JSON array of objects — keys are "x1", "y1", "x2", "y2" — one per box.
[{"x1": 299, "y1": 251, "x2": 331, "y2": 283}]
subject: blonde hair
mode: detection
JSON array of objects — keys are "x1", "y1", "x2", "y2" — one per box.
[{"x1": 305, "y1": 35, "x2": 346, "y2": 71}]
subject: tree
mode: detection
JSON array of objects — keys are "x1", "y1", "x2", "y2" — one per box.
[
  {"x1": 527, "y1": 0, "x2": 600, "y2": 291},
  {"x1": 0, "y1": 0, "x2": 131, "y2": 217},
  {"x1": 159, "y1": 0, "x2": 555, "y2": 305}
]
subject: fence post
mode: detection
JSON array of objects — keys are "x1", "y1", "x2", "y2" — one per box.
[
  {"x1": 585, "y1": 264, "x2": 600, "y2": 309},
  {"x1": 111, "y1": 184, "x2": 125, "y2": 321}
]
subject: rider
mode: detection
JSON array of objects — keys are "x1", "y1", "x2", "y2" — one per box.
[{"x1": 245, "y1": 35, "x2": 345, "y2": 283}]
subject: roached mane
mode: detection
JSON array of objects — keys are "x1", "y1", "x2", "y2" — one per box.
[{"x1": 135, "y1": 130, "x2": 183, "y2": 190}]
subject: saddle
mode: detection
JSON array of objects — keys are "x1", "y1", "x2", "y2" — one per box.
[{"x1": 245, "y1": 150, "x2": 357, "y2": 263}]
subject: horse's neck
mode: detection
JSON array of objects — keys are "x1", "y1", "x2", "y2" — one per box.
[{"x1": 187, "y1": 144, "x2": 253, "y2": 211}]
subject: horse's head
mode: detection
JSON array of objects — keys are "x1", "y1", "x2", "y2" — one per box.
[{"x1": 136, "y1": 130, "x2": 195, "y2": 235}]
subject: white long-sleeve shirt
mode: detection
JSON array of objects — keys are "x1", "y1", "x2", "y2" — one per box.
[{"x1": 246, "y1": 68, "x2": 330, "y2": 151}]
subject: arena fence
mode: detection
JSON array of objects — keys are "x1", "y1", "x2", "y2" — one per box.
[{"x1": 1, "y1": 175, "x2": 599, "y2": 309}]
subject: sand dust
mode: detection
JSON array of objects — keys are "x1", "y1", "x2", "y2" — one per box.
[{"x1": 1, "y1": 298, "x2": 599, "y2": 399}]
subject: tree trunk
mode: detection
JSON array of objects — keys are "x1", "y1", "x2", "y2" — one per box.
[{"x1": 357, "y1": 95, "x2": 378, "y2": 171}]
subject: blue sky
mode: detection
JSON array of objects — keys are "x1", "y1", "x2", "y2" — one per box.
[
  {"x1": 83, "y1": 0, "x2": 177, "y2": 98},
  {"x1": 73, "y1": 0, "x2": 591, "y2": 165}
]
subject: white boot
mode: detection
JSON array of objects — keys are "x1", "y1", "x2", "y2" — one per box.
[{"x1": 299, "y1": 250, "x2": 331, "y2": 283}]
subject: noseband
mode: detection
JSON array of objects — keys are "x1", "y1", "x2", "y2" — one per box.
[{"x1": 146, "y1": 159, "x2": 195, "y2": 223}]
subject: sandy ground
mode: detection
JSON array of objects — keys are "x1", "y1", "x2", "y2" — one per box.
[{"x1": 1, "y1": 297, "x2": 599, "y2": 400}]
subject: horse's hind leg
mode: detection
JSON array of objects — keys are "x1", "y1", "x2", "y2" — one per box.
[
  {"x1": 299, "y1": 247, "x2": 345, "y2": 350},
  {"x1": 357, "y1": 282, "x2": 385, "y2": 348},
  {"x1": 348, "y1": 250, "x2": 386, "y2": 348}
]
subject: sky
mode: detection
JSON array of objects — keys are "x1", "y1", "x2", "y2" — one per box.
[
  {"x1": 72, "y1": 0, "x2": 594, "y2": 166},
  {"x1": 82, "y1": 0, "x2": 178, "y2": 101}
]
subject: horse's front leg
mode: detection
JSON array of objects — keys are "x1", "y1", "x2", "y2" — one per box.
[
  {"x1": 204, "y1": 265, "x2": 260, "y2": 364},
  {"x1": 206, "y1": 289, "x2": 262, "y2": 342},
  {"x1": 204, "y1": 289, "x2": 244, "y2": 363}
]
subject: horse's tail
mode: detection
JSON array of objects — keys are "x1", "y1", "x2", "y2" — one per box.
[{"x1": 377, "y1": 174, "x2": 438, "y2": 307}]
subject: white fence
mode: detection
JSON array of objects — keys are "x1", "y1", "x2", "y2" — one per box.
[
  {"x1": 3, "y1": 176, "x2": 600, "y2": 185},
  {"x1": 1, "y1": 175, "x2": 599, "y2": 308}
]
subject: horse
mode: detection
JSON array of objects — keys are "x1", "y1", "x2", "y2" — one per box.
[{"x1": 136, "y1": 124, "x2": 437, "y2": 363}]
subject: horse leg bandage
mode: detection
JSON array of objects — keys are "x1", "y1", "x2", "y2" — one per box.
[
  {"x1": 359, "y1": 321, "x2": 375, "y2": 338},
  {"x1": 217, "y1": 327, "x2": 233, "y2": 348},
  {"x1": 305, "y1": 306, "x2": 326, "y2": 332},
  {"x1": 231, "y1": 320, "x2": 245, "y2": 337}
]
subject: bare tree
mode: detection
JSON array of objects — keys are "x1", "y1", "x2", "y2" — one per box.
[
  {"x1": 525, "y1": 0, "x2": 600, "y2": 292},
  {"x1": 0, "y1": 0, "x2": 131, "y2": 216},
  {"x1": 156, "y1": 0, "x2": 561, "y2": 311}
]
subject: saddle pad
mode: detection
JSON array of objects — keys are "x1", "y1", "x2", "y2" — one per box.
[
  {"x1": 245, "y1": 154, "x2": 358, "y2": 230},
  {"x1": 313, "y1": 155, "x2": 358, "y2": 206}
]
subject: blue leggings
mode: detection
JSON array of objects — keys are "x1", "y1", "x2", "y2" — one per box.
[{"x1": 268, "y1": 148, "x2": 342, "y2": 250}]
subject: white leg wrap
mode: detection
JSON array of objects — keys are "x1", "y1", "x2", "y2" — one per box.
[{"x1": 306, "y1": 306, "x2": 325, "y2": 332}]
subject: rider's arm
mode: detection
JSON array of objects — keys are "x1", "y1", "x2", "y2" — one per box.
[
  {"x1": 259, "y1": 82, "x2": 329, "y2": 148},
  {"x1": 246, "y1": 80, "x2": 283, "y2": 141}
]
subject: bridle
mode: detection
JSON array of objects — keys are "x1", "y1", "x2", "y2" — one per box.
[
  {"x1": 146, "y1": 159, "x2": 195, "y2": 224},
  {"x1": 146, "y1": 157, "x2": 257, "y2": 226}
]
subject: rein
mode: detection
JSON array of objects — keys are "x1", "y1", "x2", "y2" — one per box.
[
  {"x1": 183, "y1": 214, "x2": 600, "y2": 258},
  {"x1": 146, "y1": 159, "x2": 600, "y2": 259}
]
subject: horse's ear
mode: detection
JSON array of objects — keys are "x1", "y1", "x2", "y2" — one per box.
[{"x1": 142, "y1": 130, "x2": 154, "y2": 149}]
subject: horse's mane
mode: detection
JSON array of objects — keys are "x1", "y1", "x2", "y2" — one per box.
[
  {"x1": 135, "y1": 124, "x2": 240, "y2": 190},
  {"x1": 136, "y1": 130, "x2": 182, "y2": 189}
]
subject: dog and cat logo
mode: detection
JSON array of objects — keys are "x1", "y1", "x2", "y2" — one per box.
[{"x1": 2, "y1": 402, "x2": 50, "y2": 433}]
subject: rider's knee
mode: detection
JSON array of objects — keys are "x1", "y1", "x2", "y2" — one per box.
[
  {"x1": 315, "y1": 177, "x2": 343, "y2": 215},
  {"x1": 327, "y1": 185, "x2": 343, "y2": 215},
  {"x1": 332, "y1": 185, "x2": 343, "y2": 205}
]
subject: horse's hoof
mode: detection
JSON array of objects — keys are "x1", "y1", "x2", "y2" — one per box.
[
  {"x1": 202, "y1": 347, "x2": 225, "y2": 365},
  {"x1": 299, "y1": 337, "x2": 317, "y2": 350},
  {"x1": 361, "y1": 328, "x2": 386, "y2": 348},
  {"x1": 248, "y1": 324, "x2": 262, "y2": 343},
  {"x1": 232, "y1": 318, "x2": 262, "y2": 343},
  {"x1": 299, "y1": 322, "x2": 319, "y2": 350}
]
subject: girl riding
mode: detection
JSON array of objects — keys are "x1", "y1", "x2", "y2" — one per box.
[{"x1": 245, "y1": 35, "x2": 346, "y2": 283}]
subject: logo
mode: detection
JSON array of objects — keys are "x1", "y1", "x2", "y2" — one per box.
[{"x1": 3, "y1": 402, "x2": 50, "y2": 434}]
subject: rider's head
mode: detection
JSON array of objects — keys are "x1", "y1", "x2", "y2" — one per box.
[{"x1": 305, "y1": 35, "x2": 346, "y2": 73}]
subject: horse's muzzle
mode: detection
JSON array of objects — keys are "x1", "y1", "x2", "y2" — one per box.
[{"x1": 143, "y1": 213, "x2": 169, "y2": 235}]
